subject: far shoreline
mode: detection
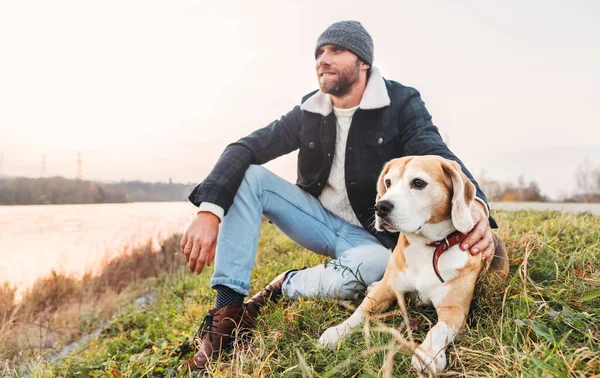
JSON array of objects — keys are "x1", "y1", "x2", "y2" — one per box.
[
  {"x1": 0, "y1": 200, "x2": 190, "y2": 207},
  {"x1": 490, "y1": 201, "x2": 600, "y2": 216}
]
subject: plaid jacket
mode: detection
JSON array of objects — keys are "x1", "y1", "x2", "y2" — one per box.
[{"x1": 189, "y1": 68, "x2": 497, "y2": 249}]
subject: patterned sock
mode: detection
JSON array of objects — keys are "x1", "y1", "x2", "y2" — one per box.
[{"x1": 214, "y1": 285, "x2": 245, "y2": 309}]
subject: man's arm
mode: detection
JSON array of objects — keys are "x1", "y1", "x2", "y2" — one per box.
[
  {"x1": 397, "y1": 88, "x2": 496, "y2": 260},
  {"x1": 189, "y1": 105, "x2": 304, "y2": 215},
  {"x1": 181, "y1": 105, "x2": 304, "y2": 275}
]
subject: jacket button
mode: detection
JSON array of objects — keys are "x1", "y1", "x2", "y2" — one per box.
[
  {"x1": 308, "y1": 142, "x2": 315, "y2": 149},
  {"x1": 350, "y1": 181, "x2": 357, "y2": 186},
  {"x1": 327, "y1": 153, "x2": 331, "y2": 157},
  {"x1": 377, "y1": 137, "x2": 384, "y2": 145},
  {"x1": 317, "y1": 182, "x2": 322, "y2": 186},
  {"x1": 348, "y1": 146, "x2": 353, "y2": 151}
]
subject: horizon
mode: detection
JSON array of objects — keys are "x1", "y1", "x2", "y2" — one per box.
[
  {"x1": 1, "y1": 1, "x2": 599, "y2": 200},
  {"x1": 0, "y1": 173, "x2": 196, "y2": 185}
]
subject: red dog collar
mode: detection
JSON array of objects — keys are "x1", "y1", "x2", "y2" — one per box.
[{"x1": 427, "y1": 231, "x2": 469, "y2": 283}]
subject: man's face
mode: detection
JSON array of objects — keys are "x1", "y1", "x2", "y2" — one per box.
[{"x1": 315, "y1": 44, "x2": 368, "y2": 97}]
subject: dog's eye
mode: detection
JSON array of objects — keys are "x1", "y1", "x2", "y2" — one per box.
[
  {"x1": 384, "y1": 179, "x2": 391, "y2": 188},
  {"x1": 410, "y1": 178, "x2": 428, "y2": 189}
]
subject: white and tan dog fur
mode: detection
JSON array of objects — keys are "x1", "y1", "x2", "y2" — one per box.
[{"x1": 318, "y1": 155, "x2": 509, "y2": 375}]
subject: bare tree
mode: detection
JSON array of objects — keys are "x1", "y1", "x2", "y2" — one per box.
[
  {"x1": 573, "y1": 158, "x2": 600, "y2": 202},
  {"x1": 575, "y1": 158, "x2": 594, "y2": 198}
]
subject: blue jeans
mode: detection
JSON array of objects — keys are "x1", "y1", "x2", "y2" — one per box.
[{"x1": 210, "y1": 165, "x2": 390, "y2": 300}]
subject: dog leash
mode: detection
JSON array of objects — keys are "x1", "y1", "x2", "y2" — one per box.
[{"x1": 427, "y1": 231, "x2": 469, "y2": 283}]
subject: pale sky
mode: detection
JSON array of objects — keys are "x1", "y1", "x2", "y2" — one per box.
[{"x1": 1, "y1": 1, "x2": 599, "y2": 199}]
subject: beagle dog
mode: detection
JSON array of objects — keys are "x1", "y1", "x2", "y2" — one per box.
[{"x1": 318, "y1": 155, "x2": 509, "y2": 375}]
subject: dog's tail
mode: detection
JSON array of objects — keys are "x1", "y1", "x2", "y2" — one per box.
[{"x1": 489, "y1": 233, "x2": 509, "y2": 278}]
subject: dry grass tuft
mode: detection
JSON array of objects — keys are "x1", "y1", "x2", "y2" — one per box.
[{"x1": 0, "y1": 233, "x2": 185, "y2": 371}]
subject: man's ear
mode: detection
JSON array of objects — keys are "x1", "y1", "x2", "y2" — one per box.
[
  {"x1": 441, "y1": 160, "x2": 476, "y2": 233},
  {"x1": 358, "y1": 58, "x2": 371, "y2": 71}
]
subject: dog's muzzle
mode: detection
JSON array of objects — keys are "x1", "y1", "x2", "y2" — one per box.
[
  {"x1": 375, "y1": 200, "x2": 396, "y2": 231},
  {"x1": 375, "y1": 200, "x2": 394, "y2": 218}
]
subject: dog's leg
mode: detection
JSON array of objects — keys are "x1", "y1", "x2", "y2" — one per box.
[
  {"x1": 318, "y1": 279, "x2": 396, "y2": 348},
  {"x1": 411, "y1": 275, "x2": 476, "y2": 375},
  {"x1": 410, "y1": 306, "x2": 464, "y2": 375}
]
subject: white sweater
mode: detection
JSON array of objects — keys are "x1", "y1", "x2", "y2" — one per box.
[{"x1": 317, "y1": 105, "x2": 362, "y2": 227}]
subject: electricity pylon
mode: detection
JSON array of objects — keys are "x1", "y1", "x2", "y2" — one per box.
[{"x1": 76, "y1": 153, "x2": 83, "y2": 180}]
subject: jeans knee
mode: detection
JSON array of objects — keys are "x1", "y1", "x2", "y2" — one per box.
[
  {"x1": 245, "y1": 164, "x2": 267, "y2": 179},
  {"x1": 324, "y1": 262, "x2": 376, "y2": 299},
  {"x1": 339, "y1": 245, "x2": 390, "y2": 287},
  {"x1": 240, "y1": 165, "x2": 270, "y2": 194},
  {"x1": 337, "y1": 277, "x2": 363, "y2": 299}
]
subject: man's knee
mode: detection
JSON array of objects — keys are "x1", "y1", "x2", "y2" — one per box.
[
  {"x1": 239, "y1": 165, "x2": 272, "y2": 194},
  {"x1": 245, "y1": 164, "x2": 269, "y2": 179},
  {"x1": 338, "y1": 245, "x2": 390, "y2": 289},
  {"x1": 317, "y1": 247, "x2": 388, "y2": 299},
  {"x1": 283, "y1": 246, "x2": 390, "y2": 300},
  {"x1": 243, "y1": 164, "x2": 267, "y2": 184}
]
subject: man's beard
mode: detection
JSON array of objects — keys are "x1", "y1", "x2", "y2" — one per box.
[{"x1": 319, "y1": 59, "x2": 361, "y2": 97}]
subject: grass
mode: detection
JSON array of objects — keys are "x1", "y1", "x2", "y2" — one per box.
[
  {"x1": 0, "y1": 235, "x2": 185, "y2": 374},
  {"x1": 3, "y1": 210, "x2": 600, "y2": 377}
]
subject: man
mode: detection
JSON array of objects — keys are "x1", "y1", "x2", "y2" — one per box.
[{"x1": 180, "y1": 20, "x2": 497, "y2": 371}]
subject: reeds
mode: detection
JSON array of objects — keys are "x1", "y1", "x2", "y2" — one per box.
[{"x1": 0, "y1": 233, "x2": 185, "y2": 372}]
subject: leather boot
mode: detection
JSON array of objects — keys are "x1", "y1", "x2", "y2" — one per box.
[
  {"x1": 245, "y1": 268, "x2": 305, "y2": 309},
  {"x1": 179, "y1": 303, "x2": 258, "y2": 372}
]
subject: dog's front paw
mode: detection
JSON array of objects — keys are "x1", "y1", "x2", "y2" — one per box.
[
  {"x1": 318, "y1": 325, "x2": 346, "y2": 349},
  {"x1": 411, "y1": 344, "x2": 446, "y2": 375}
]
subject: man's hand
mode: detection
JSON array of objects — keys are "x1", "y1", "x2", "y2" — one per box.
[
  {"x1": 461, "y1": 201, "x2": 494, "y2": 261},
  {"x1": 180, "y1": 212, "x2": 220, "y2": 275}
]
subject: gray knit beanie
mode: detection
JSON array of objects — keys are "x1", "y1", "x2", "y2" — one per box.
[{"x1": 315, "y1": 20, "x2": 374, "y2": 66}]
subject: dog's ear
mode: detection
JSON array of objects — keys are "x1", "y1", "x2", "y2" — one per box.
[
  {"x1": 376, "y1": 161, "x2": 392, "y2": 201},
  {"x1": 442, "y1": 160, "x2": 476, "y2": 233},
  {"x1": 377, "y1": 157, "x2": 413, "y2": 201}
]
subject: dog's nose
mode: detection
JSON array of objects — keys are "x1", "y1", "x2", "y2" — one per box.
[{"x1": 375, "y1": 200, "x2": 394, "y2": 217}]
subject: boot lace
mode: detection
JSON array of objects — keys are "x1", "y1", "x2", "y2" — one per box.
[{"x1": 195, "y1": 313, "x2": 218, "y2": 342}]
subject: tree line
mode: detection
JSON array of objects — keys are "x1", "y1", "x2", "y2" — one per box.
[
  {"x1": 479, "y1": 174, "x2": 546, "y2": 202},
  {"x1": 3, "y1": 157, "x2": 600, "y2": 205},
  {"x1": 479, "y1": 158, "x2": 600, "y2": 203},
  {"x1": 0, "y1": 176, "x2": 196, "y2": 205}
]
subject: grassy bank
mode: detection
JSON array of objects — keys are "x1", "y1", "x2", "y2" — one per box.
[
  {"x1": 4, "y1": 210, "x2": 600, "y2": 377},
  {"x1": 0, "y1": 235, "x2": 185, "y2": 374}
]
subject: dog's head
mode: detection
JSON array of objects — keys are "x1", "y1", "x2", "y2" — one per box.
[{"x1": 374, "y1": 155, "x2": 476, "y2": 239}]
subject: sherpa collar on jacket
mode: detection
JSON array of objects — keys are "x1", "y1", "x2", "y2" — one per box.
[{"x1": 300, "y1": 67, "x2": 391, "y2": 116}]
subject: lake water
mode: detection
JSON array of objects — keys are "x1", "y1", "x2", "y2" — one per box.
[
  {"x1": 0, "y1": 202, "x2": 198, "y2": 294},
  {"x1": 1, "y1": 201, "x2": 598, "y2": 295}
]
